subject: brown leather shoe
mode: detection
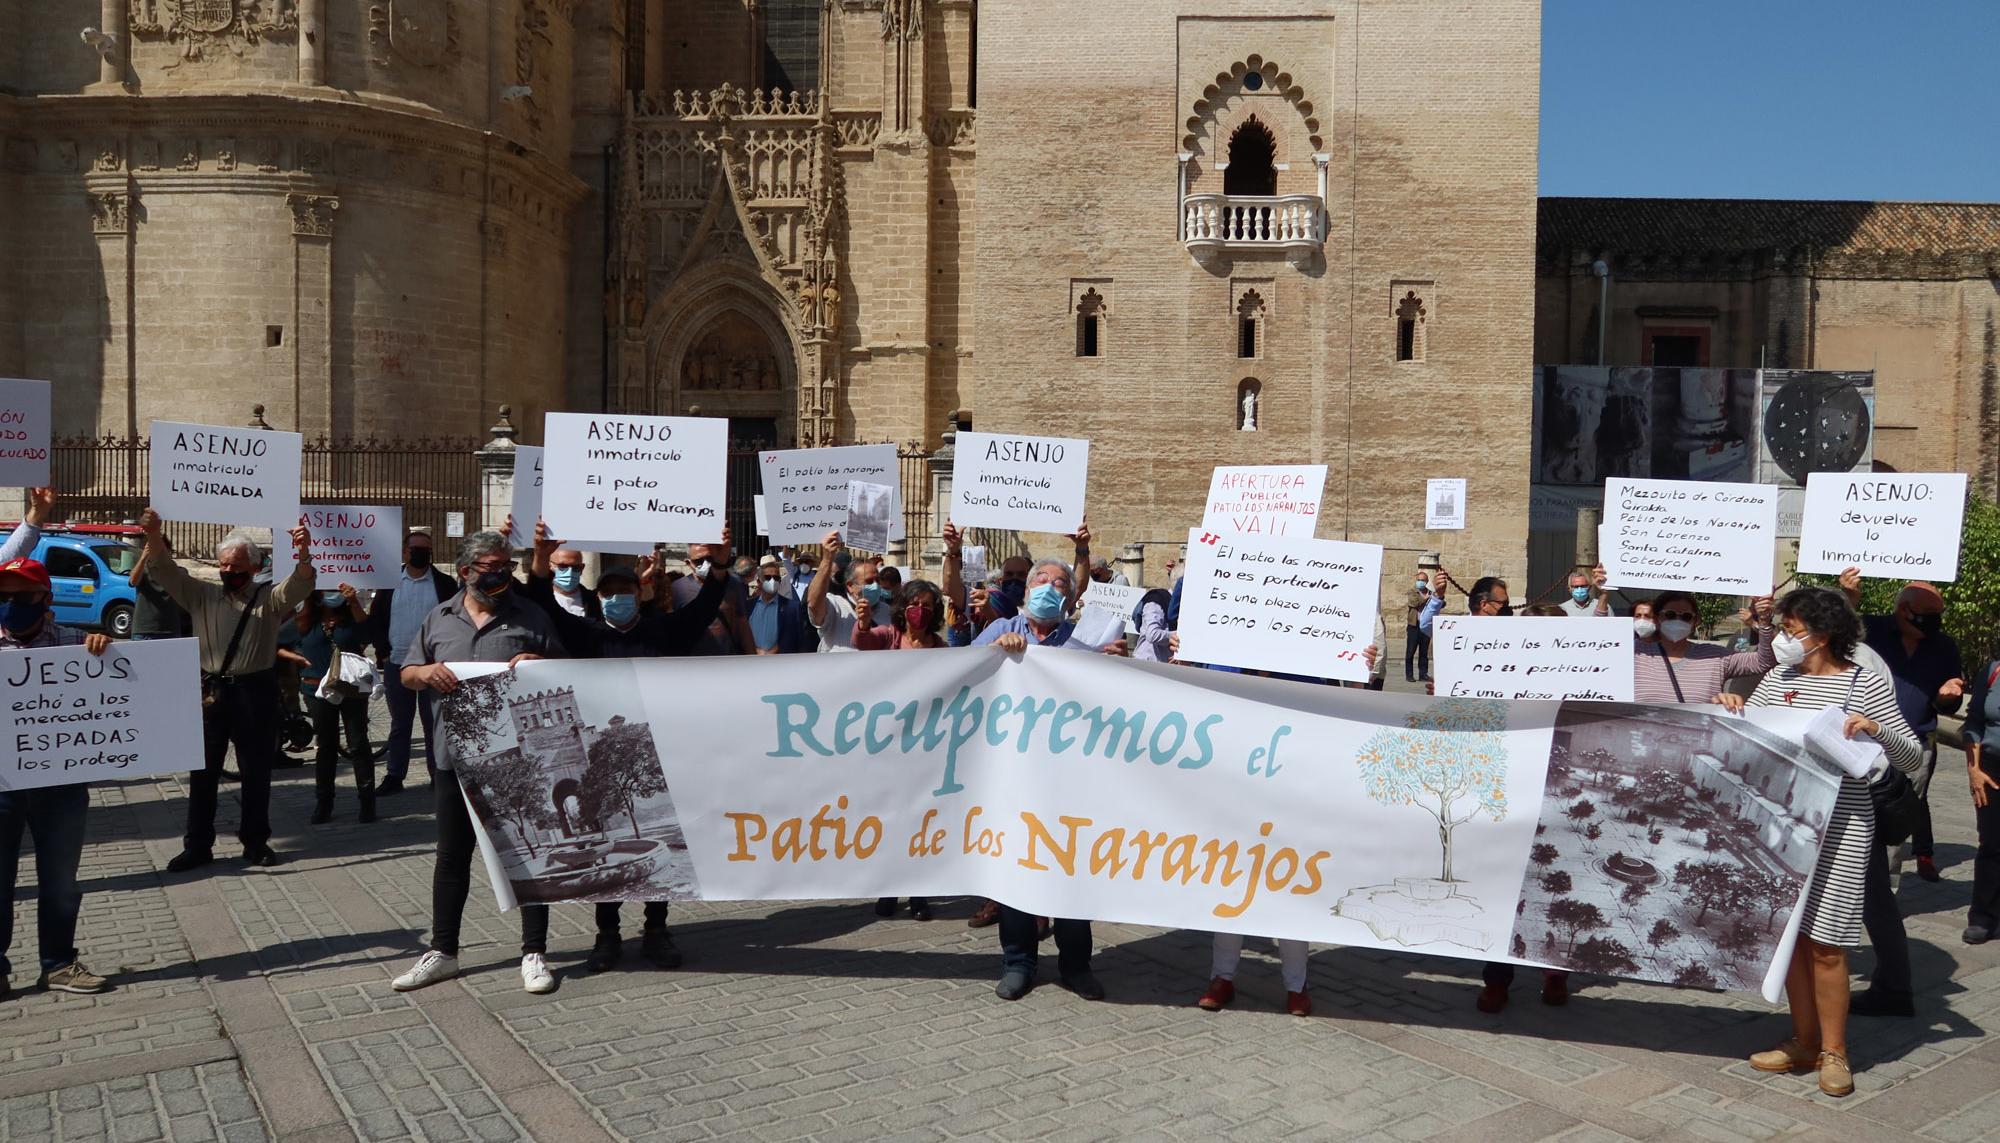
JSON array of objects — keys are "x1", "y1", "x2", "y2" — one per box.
[
  {"x1": 1749, "y1": 1038, "x2": 1818, "y2": 1073},
  {"x1": 1817, "y1": 1050, "x2": 1853, "y2": 1096},
  {"x1": 966, "y1": 899, "x2": 1001, "y2": 928}
]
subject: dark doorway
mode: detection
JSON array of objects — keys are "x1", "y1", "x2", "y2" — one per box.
[
  {"x1": 1223, "y1": 118, "x2": 1277, "y2": 196},
  {"x1": 1649, "y1": 335, "x2": 1703, "y2": 367}
]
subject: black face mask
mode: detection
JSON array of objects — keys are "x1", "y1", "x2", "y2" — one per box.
[
  {"x1": 1908, "y1": 612, "x2": 1942, "y2": 637},
  {"x1": 220, "y1": 570, "x2": 252, "y2": 592},
  {"x1": 407, "y1": 548, "x2": 433, "y2": 569}
]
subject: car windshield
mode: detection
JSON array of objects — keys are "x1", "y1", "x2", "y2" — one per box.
[{"x1": 91, "y1": 543, "x2": 140, "y2": 576}]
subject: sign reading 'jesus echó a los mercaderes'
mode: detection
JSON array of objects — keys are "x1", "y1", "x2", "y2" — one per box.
[
  {"x1": 148, "y1": 420, "x2": 304, "y2": 529},
  {"x1": 949, "y1": 432, "x2": 1090, "y2": 534},
  {"x1": 1, "y1": 638, "x2": 203, "y2": 792}
]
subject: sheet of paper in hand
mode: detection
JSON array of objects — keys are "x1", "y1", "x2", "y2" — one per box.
[
  {"x1": 1801, "y1": 704, "x2": 1887, "y2": 781},
  {"x1": 759, "y1": 444, "x2": 903, "y2": 545},
  {"x1": 1080, "y1": 582, "x2": 1143, "y2": 633},
  {"x1": 508, "y1": 445, "x2": 544, "y2": 549},
  {"x1": 1203, "y1": 465, "x2": 1326, "y2": 537},
  {"x1": 1602, "y1": 478, "x2": 1777, "y2": 594},
  {"x1": 1173, "y1": 527, "x2": 1383, "y2": 682},
  {"x1": 1068, "y1": 605, "x2": 1127, "y2": 651},
  {"x1": 0, "y1": 638, "x2": 203, "y2": 791},
  {"x1": 1796, "y1": 472, "x2": 1968, "y2": 582},
  {"x1": 1433, "y1": 616, "x2": 1635, "y2": 701},
  {"x1": 843, "y1": 481, "x2": 895, "y2": 553},
  {"x1": 1426, "y1": 478, "x2": 1468, "y2": 530},
  {"x1": 541, "y1": 413, "x2": 727, "y2": 545},
  {"x1": 0, "y1": 378, "x2": 52, "y2": 487},
  {"x1": 148, "y1": 420, "x2": 303, "y2": 528},
  {"x1": 949, "y1": 432, "x2": 1090, "y2": 533},
  {"x1": 961, "y1": 545, "x2": 989, "y2": 587},
  {"x1": 274, "y1": 505, "x2": 404, "y2": 590}
]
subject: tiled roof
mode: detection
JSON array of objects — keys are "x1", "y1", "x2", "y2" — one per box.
[{"x1": 1538, "y1": 198, "x2": 2000, "y2": 256}]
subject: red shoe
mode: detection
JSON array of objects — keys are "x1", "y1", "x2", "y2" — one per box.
[
  {"x1": 1286, "y1": 989, "x2": 1312, "y2": 1017},
  {"x1": 1917, "y1": 856, "x2": 1941, "y2": 883},
  {"x1": 1476, "y1": 984, "x2": 1508, "y2": 1013},
  {"x1": 1196, "y1": 976, "x2": 1235, "y2": 1011},
  {"x1": 1541, "y1": 972, "x2": 1570, "y2": 1007},
  {"x1": 966, "y1": 900, "x2": 1001, "y2": 928}
]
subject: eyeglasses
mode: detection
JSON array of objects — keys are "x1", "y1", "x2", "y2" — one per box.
[
  {"x1": 1658, "y1": 610, "x2": 1696, "y2": 622},
  {"x1": 469, "y1": 559, "x2": 516, "y2": 574}
]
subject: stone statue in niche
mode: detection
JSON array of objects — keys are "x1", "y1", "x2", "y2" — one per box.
[
  {"x1": 680, "y1": 311, "x2": 782, "y2": 392},
  {"x1": 1239, "y1": 386, "x2": 1259, "y2": 431}
]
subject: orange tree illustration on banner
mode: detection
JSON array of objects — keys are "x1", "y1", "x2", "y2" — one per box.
[{"x1": 1353, "y1": 698, "x2": 1510, "y2": 883}]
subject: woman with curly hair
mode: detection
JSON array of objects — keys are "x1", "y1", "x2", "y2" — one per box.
[{"x1": 1745, "y1": 587, "x2": 1923, "y2": 1096}]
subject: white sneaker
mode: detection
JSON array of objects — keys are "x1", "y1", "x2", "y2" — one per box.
[
  {"x1": 391, "y1": 950, "x2": 458, "y2": 992},
  {"x1": 521, "y1": 953, "x2": 556, "y2": 994}
]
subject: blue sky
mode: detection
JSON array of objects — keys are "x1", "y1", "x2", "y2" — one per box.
[{"x1": 1540, "y1": 1, "x2": 2000, "y2": 201}]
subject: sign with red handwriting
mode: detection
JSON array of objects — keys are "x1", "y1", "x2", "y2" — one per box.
[
  {"x1": 273, "y1": 505, "x2": 404, "y2": 590},
  {"x1": 0, "y1": 378, "x2": 52, "y2": 487},
  {"x1": 1173, "y1": 527, "x2": 1383, "y2": 682},
  {"x1": 1203, "y1": 465, "x2": 1326, "y2": 538}
]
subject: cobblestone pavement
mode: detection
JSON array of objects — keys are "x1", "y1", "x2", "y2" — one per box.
[{"x1": 3, "y1": 696, "x2": 1996, "y2": 1142}]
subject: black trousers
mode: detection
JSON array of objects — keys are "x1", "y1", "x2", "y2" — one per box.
[
  {"x1": 430, "y1": 770, "x2": 548, "y2": 958},
  {"x1": 1973, "y1": 753, "x2": 2000, "y2": 932},
  {"x1": 595, "y1": 901, "x2": 669, "y2": 935},
  {"x1": 1482, "y1": 963, "x2": 1568, "y2": 988},
  {"x1": 1404, "y1": 623, "x2": 1430, "y2": 680},
  {"x1": 997, "y1": 904, "x2": 1090, "y2": 977},
  {"x1": 1861, "y1": 840, "x2": 1912, "y2": 999},
  {"x1": 1910, "y1": 740, "x2": 1939, "y2": 858},
  {"x1": 189, "y1": 670, "x2": 280, "y2": 851},
  {"x1": 309, "y1": 693, "x2": 375, "y2": 809}
]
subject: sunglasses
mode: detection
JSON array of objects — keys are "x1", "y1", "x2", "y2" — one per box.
[{"x1": 1658, "y1": 610, "x2": 1696, "y2": 622}]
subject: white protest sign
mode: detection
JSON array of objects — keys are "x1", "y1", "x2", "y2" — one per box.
[
  {"x1": 1432, "y1": 616, "x2": 1634, "y2": 702},
  {"x1": 0, "y1": 638, "x2": 203, "y2": 791},
  {"x1": 1174, "y1": 527, "x2": 1383, "y2": 682},
  {"x1": 0, "y1": 378, "x2": 52, "y2": 487},
  {"x1": 274, "y1": 505, "x2": 404, "y2": 590},
  {"x1": 1602, "y1": 478, "x2": 1778, "y2": 594},
  {"x1": 1796, "y1": 472, "x2": 1968, "y2": 582},
  {"x1": 949, "y1": 432, "x2": 1090, "y2": 533},
  {"x1": 1080, "y1": 581, "x2": 1143, "y2": 632},
  {"x1": 844, "y1": 480, "x2": 895, "y2": 553},
  {"x1": 961, "y1": 545, "x2": 989, "y2": 586},
  {"x1": 1202, "y1": 465, "x2": 1326, "y2": 537},
  {"x1": 507, "y1": 445, "x2": 543, "y2": 548},
  {"x1": 148, "y1": 420, "x2": 302, "y2": 528},
  {"x1": 1426, "y1": 478, "x2": 1468, "y2": 531},
  {"x1": 759, "y1": 444, "x2": 903, "y2": 545},
  {"x1": 542, "y1": 413, "x2": 727, "y2": 545},
  {"x1": 753, "y1": 495, "x2": 768, "y2": 537}
]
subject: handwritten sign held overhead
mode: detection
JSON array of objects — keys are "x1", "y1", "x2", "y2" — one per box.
[
  {"x1": 949, "y1": 432, "x2": 1090, "y2": 533},
  {"x1": 1796, "y1": 472, "x2": 1968, "y2": 582},
  {"x1": 759, "y1": 444, "x2": 903, "y2": 545},
  {"x1": 541, "y1": 413, "x2": 727, "y2": 546},
  {"x1": 507, "y1": 445, "x2": 544, "y2": 549},
  {"x1": 1433, "y1": 616, "x2": 1634, "y2": 702},
  {"x1": 273, "y1": 505, "x2": 404, "y2": 590},
  {"x1": 1173, "y1": 527, "x2": 1383, "y2": 683},
  {"x1": 1202, "y1": 465, "x2": 1326, "y2": 537},
  {"x1": 1, "y1": 638, "x2": 203, "y2": 792},
  {"x1": 148, "y1": 420, "x2": 303, "y2": 529},
  {"x1": 1602, "y1": 477, "x2": 1777, "y2": 595},
  {"x1": 0, "y1": 378, "x2": 52, "y2": 487}
]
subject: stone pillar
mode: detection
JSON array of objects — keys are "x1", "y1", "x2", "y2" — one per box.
[
  {"x1": 1116, "y1": 543, "x2": 1144, "y2": 587},
  {"x1": 925, "y1": 409, "x2": 960, "y2": 545},
  {"x1": 476, "y1": 405, "x2": 521, "y2": 536},
  {"x1": 297, "y1": 0, "x2": 325, "y2": 85},
  {"x1": 286, "y1": 193, "x2": 336, "y2": 435},
  {"x1": 87, "y1": 173, "x2": 135, "y2": 438},
  {"x1": 95, "y1": 0, "x2": 127, "y2": 88},
  {"x1": 1574, "y1": 505, "x2": 1600, "y2": 568},
  {"x1": 644, "y1": 0, "x2": 667, "y2": 92}
]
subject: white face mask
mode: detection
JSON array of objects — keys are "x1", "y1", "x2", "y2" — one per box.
[
  {"x1": 1772, "y1": 631, "x2": 1811, "y2": 667},
  {"x1": 1632, "y1": 618, "x2": 1657, "y2": 639},
  {"x1": 1659, "y1": 619, "x2": 1694, "y2": 643},
  {"x1": 761, "y1": 577, "x2": 780, "y2": 595}
]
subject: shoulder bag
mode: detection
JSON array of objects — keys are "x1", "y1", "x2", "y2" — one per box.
[
  {"x1": 1845, "y1": 666, "x2": 1922, "y2": 846},
  {"x1": 200, "y1": 584, "x2": 267, "y2": 707}
]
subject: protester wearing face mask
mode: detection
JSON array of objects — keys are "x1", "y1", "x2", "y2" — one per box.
[
  {"x1": 993, "y1": 555, "x2": 1032, "y2": 614},
  {"x1": 1632, "y1": 590, "x2": 1774, "y2": 709},
  {"x1": 291, "y1": 584, "x2": 376, "y2": 825},
  {"x1": 547, "y1": 545, "x2": 597, "y2": 620},
  {"x1": 141, "y1": 508, "x2": 315, "y2": 873},
  {"x1": 394, "y1": 530, "x2": 567, "y2": 996},
  {"x1": 1629, "y1": 599, "x2": 1657, "y2": 642},
  {"x1": 851, "y1": 577, "x2": 948, "y2": 921},
  {"x1": 522, "y1": 519, "x2": 732, "y2": 973},
  {"x1": 1404, "y1": 571, "x2": 1434, "y2": 683},
  {"x1": 1744, "y1": 587, "x2": 1923, "y2": 1096},
  {"x1": 1557, "y1": 565, "x2": 1614, "y2": 617},
  {"x1": 1842, "y1": 571, "x2": 1963, "y2": 889},
  {"x1": 749, "y1": 554, "x2": 807, "y2": 654},
  {"x1": 369, "y1": 528, "x2": 457, "y2": 796},
  {"x1": 806, "y1": 531, "x2": 866, "y2": 653},
  {"x1": 0, "y1": 553, "x2": 116, "y2": 999}
]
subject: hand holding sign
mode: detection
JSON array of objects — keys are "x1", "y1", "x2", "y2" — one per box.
[
  {"x1": 148, "y1": 420, "x2": 303, "y2": 529},
  {"x1": 1433, "y1": 616, "x2": 1634, "y2": 701},
  {"x1": 1797, "y1": 472, "x2": 1968, "y2": 582},
  {"x1": 1173, "y1": 527, "x2": 1384, "y2": 682},
  {"x1": 1602, "y1": 478, "x2": 1778, "y2": 594},
  {"x1": 949, "y1": 431, "x2": 1090, "y2": 533}
]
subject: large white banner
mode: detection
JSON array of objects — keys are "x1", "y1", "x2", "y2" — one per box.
[
  {"x1": 1173, "y1": 528, "x2": 1383, "y2": 683},
  {"x1": 274, "y1": 505, "x2": 404, "y2": 590},
  {"x1": 1, "y1": 638, "x2": 203, "y2": 791},
  {"x1": 948, "y1": 432, "x2": 1089, "y2": 533},
  {"x1": 148, "y1": 420, "x2": 303, "y2": 529},
  {"x1": 759, "y1": 444, "x2": 904, "y2": 545},
  {"x1": 1796, "y1": 471, "x2": 1968, "y2": 582},
  {"x1": 541, "y1": 413, "x2": 727, "y2": 545},
  {"x1": 440, "y1": 652, "x2": 1847, "y2": 1001},
  {"x1": 0, "y1": 378, "x2": 52, "y2": 487}
]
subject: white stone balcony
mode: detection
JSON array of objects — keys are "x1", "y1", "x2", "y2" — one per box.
[{"x1": 1181, "y1": 193, "x2": 1326, "y2": 268}]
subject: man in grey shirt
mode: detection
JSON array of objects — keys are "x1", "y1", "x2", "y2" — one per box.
[
  {"x1": 391, "y1": 528, "x2": 568, "y2": 996},
  {"x1": 140, "y1": 508, "x2": 313, "y2": 872}
]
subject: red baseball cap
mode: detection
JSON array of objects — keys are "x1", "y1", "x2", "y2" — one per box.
[{"x1": 0, "y1": 558, "x2": 51, "y2": 592}]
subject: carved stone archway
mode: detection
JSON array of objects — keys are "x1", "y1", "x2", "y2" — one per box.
[{"x1": 643, "y1": 261, "x2": 801, "y2": 443}]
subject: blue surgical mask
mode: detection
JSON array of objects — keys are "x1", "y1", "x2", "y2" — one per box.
[
  {"x1": 2, "y1": 598, "x2": 47, "y2": 633},
  {"x1": 601, "y1": 593, "x2": 639, "y2": 626},
  {"x1": 552, "y1": 566, "x2": 580, "y2": 591},
  {"x1": 321, "y1": 591, "x2": 346, "y2": 609},
  {"x1": 1570, "y1": 586, "x2": 1591, "y2": 604},
  {"x1": 862, "y1": 584, "x2": 888, "y2": 605},
  {"x1": 1026, "y1": 583, "x2": 1065, "y2": 621},
  {"x1": 1415, "y1": 580, "x2": 1429, "y2": 592}
]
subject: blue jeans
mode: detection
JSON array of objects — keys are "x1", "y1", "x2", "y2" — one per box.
[
  {"x1": 997, "y1": 903, "x2": 1090, "y2": 978},
  {"x1": 0, "y1": 784, "x2": 90, "y2": 977}
]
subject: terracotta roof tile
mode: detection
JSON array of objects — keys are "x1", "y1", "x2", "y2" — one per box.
[{"x1": 1538, "y1": 198, "x2": 2000, "y2": 256}]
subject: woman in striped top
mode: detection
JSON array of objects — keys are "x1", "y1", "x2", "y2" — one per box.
[{"x1": 1745, "y1": 587, "x2": 1923, "y2": 1097}]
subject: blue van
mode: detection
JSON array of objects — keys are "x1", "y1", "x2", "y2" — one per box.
[{"x1": 29, "y1": 531, "x2": 143, "y2": 638}]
